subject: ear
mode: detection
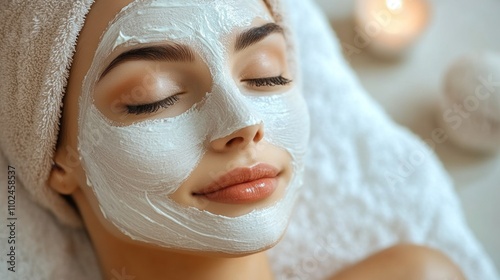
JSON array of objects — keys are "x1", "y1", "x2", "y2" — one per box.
[{"x1": 48, "y1": 145, "x2": 80, "y2": 195}]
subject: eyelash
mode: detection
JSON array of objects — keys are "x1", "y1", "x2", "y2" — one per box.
[
  {"x1": 125, "y1": 76, "x2": 292, "y2": 115},
  {"x1": 126, "y1": 95, "x2": 180, "y2": 115},
  {"x1": 244, "y1": 76, "x2": 292, "y2": 87}
]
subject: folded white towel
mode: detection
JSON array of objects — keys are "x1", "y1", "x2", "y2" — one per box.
[
  {"x1": 267, "y1": 0, "x2": 499, "y2": 279},
  {"x1": 0, "y1": 0, "x2": 498, "y2": 279},
  {"x1": 270, "y1": 0, "x2": 500, "y2": 280}
]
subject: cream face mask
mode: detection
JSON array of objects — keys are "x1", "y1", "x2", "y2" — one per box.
[{"x1": 78, "y1": 0, "x2": 310, "y2": 253}]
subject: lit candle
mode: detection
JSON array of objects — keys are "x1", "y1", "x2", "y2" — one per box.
[{"x1": 354, "y1": 0, "x2": 430, "y2": 57}]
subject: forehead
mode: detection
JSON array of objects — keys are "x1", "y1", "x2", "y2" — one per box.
[{"x1": 104, "y1": 0, "x2": 273, "y2": 52}]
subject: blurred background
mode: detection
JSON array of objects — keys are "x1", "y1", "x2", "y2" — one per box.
[{"x1": 313, "y1": 0, "x2": 500, "y2": 270}]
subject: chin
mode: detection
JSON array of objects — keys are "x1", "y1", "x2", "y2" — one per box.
[{"x1": 178, "y1": 235, "x2": 287, "y2": 259}]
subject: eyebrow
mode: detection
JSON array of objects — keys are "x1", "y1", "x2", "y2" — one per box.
[
  {"x1": 99, "y1": 23, "x2": 284, "y2": 80},
  {"x1": 99, "y1": 44, "x2": 195, "y2": 80},
  {"x1": 235, "y1": 22, "x2": 284, "y2": 52}
]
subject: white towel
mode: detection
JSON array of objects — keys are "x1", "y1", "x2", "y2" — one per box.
[
  {"x1": 0, "y1": 0, "x2": 95, "y2": 227},
  {"x1": 268, "y1": 0, "x2": 499, "y2": 279},
  {"x1": 0, "y1": 0, "x2": 498, "y2": 279}
]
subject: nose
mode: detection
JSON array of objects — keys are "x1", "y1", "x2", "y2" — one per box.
[{"x1": 209, "y1": 123, "x2": 264, "y2": 152}]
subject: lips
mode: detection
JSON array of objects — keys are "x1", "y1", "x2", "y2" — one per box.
[{"x1": 193, "y1": 163, "x2": 280, "y2": 204}]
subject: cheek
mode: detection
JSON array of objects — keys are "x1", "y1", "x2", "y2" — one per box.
[{"x1": 76, "y1": 175, "x2": 135, "y2": 241}]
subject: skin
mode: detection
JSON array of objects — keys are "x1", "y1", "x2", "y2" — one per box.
[
  {"x1": 48, "y1": 0, "x2": 466, "y2": 279},
  {"x1": 330, "y1": 244, "x2": 465, "y2": 280}
]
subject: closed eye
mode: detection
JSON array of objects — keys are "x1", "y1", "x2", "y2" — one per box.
[
  {"x1": 126, "y1": 95, "x2": 180, "y2": 115},
  {"x1": 124, "y1": 76, "x2": 291, "y2": 115},
  {"x1": 243, "y1": 76, "x2": 292, "y2": 87}
]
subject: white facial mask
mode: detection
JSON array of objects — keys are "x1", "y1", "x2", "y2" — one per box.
[{"x1": 78, "y1": 0, "x2": 310, "y2": 253}]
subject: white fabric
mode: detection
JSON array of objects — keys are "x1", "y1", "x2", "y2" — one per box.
[
  {"x1": 0, "y1": 0, "x2": 94, "y2": 227},
  {"x1": 0, "y1": 154, "x2": 101, "y2": 280},
  {"x1": 267, "y1": 0, "x2": 499, "y2": 279},
  {"x1": 0, "y1": 0, "x2": 497, "y2": 279}
]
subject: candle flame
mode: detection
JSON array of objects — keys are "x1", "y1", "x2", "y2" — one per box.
[{"x1": 386, "y1": 0, "x2": 404, "y2": 12}]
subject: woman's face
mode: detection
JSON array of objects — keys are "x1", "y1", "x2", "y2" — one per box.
[{"x1": 58, "y1": 0, "x2": 309, "y2": 255}]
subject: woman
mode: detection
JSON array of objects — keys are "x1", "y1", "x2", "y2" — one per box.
[{"x1": 0, "y1": 0, "x2": 467, "y2": 279}]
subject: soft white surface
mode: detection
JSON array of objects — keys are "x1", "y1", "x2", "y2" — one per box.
[
  {"x1": 314, "y1": 0, "x2": 500, "y2": 270},
  {"x1": 267, "y1": 0, "x2": 498, "y2": 279}
]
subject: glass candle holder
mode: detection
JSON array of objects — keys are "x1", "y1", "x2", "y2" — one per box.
[{"x1": 354, "y1": 0, "x2": 430, "y2": 58}]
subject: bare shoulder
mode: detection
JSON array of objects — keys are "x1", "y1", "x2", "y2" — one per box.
[{"x1": 329, "y1": 244, "x2": 466, "y2": 280}]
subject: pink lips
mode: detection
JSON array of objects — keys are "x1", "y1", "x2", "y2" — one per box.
[{"x1": 193, "y1": 163, "x2": 280, "y2": 204}]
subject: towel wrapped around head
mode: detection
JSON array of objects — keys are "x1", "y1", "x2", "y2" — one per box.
[
  {"x1": 0, "y1": 0, "x2": 95, "y2": 227},
  {"x1": 0, "y1": 0, "x2": 498, "y2": 279}
]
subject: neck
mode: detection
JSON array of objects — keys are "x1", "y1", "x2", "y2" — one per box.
[
  {"x1": 75, "y1": 191, "x2": 274, "y2": 280},
  {"x1": 97, "y1": 243, "x2": 274, "y2": 280}
]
